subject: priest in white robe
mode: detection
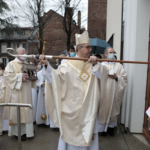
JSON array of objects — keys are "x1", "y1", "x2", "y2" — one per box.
[
  {"x1": 40, "y1": 31, "x2": 109, "y2": 150},
  {"x1": 0, "y1": 63, "x2": 9, "y2": 136},
  {"x1": 94, "y1": 47, "x2": 127, "y2": 136},
  {"x1": 2, "y1": 47, "x2": 36, "y2": 141}
]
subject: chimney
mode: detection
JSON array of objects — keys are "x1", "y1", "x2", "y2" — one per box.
[{"x1": 78, "y1": 11, "x2": 81, "y2": 29}]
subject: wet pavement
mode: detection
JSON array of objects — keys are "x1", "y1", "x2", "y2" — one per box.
[{"x1": 0, "y1": 124, "x2": 150, "y2": 150}]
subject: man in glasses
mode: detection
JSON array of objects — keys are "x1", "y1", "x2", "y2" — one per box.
[{"x1": 39, "y1": 31, "x2": 109, "y2": 150}]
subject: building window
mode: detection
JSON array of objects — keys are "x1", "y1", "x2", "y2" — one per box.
[
  {"x1": 2, "y1": 57, "x2": 9, "y2": 66},
  {"x1": 22, "y1": 43, "x2": 28, "y2": 52},
  {"x1": 18, "y1": 29, "x2": 25, "y2": 36},
  {"x1": 1, "y1": 43, "x2": 7, "y2": 53},
  {"x1": 11, "y1": 42, "x2": 17, "y2": 50},
  {"x1": 6, "y1": 30, "x2": 13, "y2": 37}
]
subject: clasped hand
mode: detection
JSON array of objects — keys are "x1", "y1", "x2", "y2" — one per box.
[
  {"x1": 88, "y1": 56, "x2": 97, "y2": 65},
  {"x1": 22, "y1": 73, "x2": 29, "y2": 82},
  {"x1": 108, "y1": 73, "x2": 117, "y2": 80}
]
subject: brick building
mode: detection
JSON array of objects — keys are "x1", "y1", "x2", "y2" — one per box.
[
  {"x1": 43, "y1": 10, "x2": 81, "y2": 56},
  {"x1": 88, "y1": 0, "x2": 107, "y2": 40}
]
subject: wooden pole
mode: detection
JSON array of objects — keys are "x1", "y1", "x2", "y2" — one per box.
[{"x1": 50, "y1": 56, "x2": 150, "y2": 64}]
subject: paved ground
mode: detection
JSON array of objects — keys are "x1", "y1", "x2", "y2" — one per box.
[{"x1": 0, "y1": 124, "x2": 150, "y2": 150}]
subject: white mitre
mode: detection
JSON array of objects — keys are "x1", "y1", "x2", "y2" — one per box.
[{"x1": 75, "y1": 31, "x2": 90, "y2": 46}]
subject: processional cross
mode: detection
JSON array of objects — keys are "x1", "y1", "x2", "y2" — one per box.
[{"x1": 39, "y1": 37, "x2": 48, "y2": 54}]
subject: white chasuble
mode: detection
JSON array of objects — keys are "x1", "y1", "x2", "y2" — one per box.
[
  {"x1": 58, "y1": 133, "x2": 99, "y2": 150},
  {"x1": 2, "y1": 58, "x2": 36, "y2": 124},
  {"x1": 42, "y1": 60, "x2": 105, "y2": 147},
  {"x1": 94, "y1": 62, "x2": 127, "y2": 125}
]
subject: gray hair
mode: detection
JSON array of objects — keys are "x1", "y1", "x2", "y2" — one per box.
[
  {"x1": 104, "y1": 47, "x2": 113, "y2": 54},
  {"x1": 76, "y1": 44, "x2": 84, "y2": 52},
  {"x1": 16, "y1": 47, "x2": 26, "y2": 54}
]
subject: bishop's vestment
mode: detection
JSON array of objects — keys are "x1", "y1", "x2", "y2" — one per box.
[{"x1": 42, "y1": 60, "x2": 108, "y2": 149}]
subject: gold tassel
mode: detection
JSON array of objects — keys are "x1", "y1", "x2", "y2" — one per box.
[
  {"x1": 9, "y1": 119, "x2": 13, "y2": 126},
  {"x1": 41, "y1": 114, "x2": 47, "y2": 123}
]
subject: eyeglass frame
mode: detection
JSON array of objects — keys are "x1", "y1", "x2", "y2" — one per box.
[{"x1": 80, "y1": 45, "x2": 92, "y2": 50}]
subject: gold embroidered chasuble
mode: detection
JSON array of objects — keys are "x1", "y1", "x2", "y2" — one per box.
[
  {"x1": 44, "y1": 60, "x2": 102, "y2": 147},
  {"x1": 97, "y1": 62, "x2": 127, "y2": 124},
  {"x1": 2, "y1": 60, "x2": 36, "y2": 124}
]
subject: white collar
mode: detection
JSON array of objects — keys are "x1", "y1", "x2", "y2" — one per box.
[{"x1": 14, "y1": 57, "x2": 27, "y2": 64}]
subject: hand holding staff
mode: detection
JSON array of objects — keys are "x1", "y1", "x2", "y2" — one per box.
[
  {"x1": 39, "y1": 54, "x2": 49, "y2": 65},
  {"x1": 88, "y1": 56, "x2": 97, "y2": 64}
]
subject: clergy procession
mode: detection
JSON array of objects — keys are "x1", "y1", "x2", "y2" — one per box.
[{"x1": 0, "y1": 31, "x2": 128, "y2": 150}]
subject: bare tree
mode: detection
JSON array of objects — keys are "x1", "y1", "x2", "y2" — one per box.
[
  {"x1": 58, "y1": 0, "x2": 83, "y2": 48},
  {"x1": 14, "y1": 0, "x2": 62, "y2": 54},
  {"x1": 58, "y1": 0, "x2": 97, "y2": 47}
]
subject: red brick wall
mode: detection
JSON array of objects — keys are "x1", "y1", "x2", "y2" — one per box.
[
  {"x1": 43, "y1": 10, "x2": 80, "y2": 55},
  {"x1": 88, "y1": 0, "x2": 107, "y2": 40},
  {"x1": 28, "y1": 42, "x2": 39, "y2": 54},
  {"x1": 27, "y1": 10, "x2": 80, "y2": 57}
]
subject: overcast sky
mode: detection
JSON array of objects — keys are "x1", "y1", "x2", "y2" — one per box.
[{"x1": 5, "y1": 0, "x2": 88, "y2": 29}]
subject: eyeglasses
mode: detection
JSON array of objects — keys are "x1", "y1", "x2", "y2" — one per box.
[{"x1": 81, "y1": 45, "x2": 92, "y2": 49}]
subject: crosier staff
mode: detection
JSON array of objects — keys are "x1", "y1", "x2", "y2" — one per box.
[{"x1": 6, "y1": 48, "x2": 150, "y2": 64}]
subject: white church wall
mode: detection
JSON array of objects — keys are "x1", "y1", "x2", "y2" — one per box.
[
  {"x1": 121, "y1": 0, "x2": 150, "y2": 133},
  {"x1": 106, "y1": 0, "x2": 122, "y2": 60}
]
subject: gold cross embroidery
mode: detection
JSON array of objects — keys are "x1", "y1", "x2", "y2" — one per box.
[{"x1": 79, "y1": 71, "x2": 90, "y2": 82}]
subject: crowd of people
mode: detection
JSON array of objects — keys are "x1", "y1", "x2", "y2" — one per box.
[{"x1": 0, "y1": 30, "x2": 149, "y2": 150}]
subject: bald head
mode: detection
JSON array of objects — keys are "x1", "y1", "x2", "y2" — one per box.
[
  {"x1": 16, "y1": 47, "x2": 26, "y2": 55},
  {"x1": 16, "y1": 47, "x2": 27, "y2": 61}
]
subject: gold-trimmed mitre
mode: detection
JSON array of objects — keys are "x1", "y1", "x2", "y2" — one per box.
[{"x1": 75, "y1": 31, "x2": 90, "y2": 46}]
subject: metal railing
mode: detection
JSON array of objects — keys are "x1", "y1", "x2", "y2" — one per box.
[{"x1": 0, "y1": 103, "x2": 33, "y2": 150}]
